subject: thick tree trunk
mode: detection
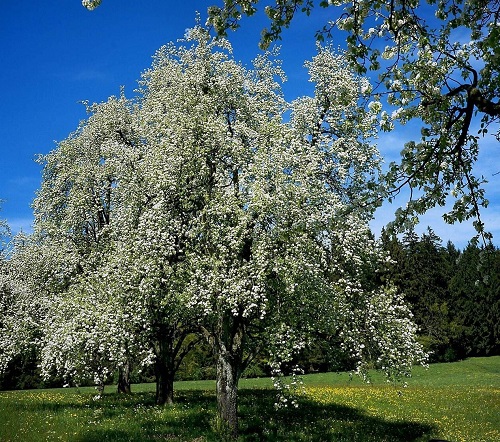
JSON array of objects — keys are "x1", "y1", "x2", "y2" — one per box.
[
  {"x1": 153, "y1": 324, "x2": 195, "y2": 406},
  {"x1": 117, "y1": 362, "x2": 131, "y2": 394},
  {"x1": 155, "y1": 335, "x2": 175, "y2": 405},
  {"x1": 155, "y1": 366, "x2": 174, "y2": 405},
  {"x1": 216, "y1": 345, "x2": 239, "y2": 439},
  {"x1": 214, "y1": 314, "x2": 245, "y2": 440}
]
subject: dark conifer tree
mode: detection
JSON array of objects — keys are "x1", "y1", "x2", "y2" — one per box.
[{"x1": 450, "y1": 243, "x2": 500, "y2": 357}]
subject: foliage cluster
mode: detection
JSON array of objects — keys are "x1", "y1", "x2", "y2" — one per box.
[{"x1": 206, "y1": 0, "x2": 500, "y2": 241}]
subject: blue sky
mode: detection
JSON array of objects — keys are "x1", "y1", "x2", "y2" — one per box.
[{"x1": 0, "y1": 0, "x2": 498, "y2": 249}]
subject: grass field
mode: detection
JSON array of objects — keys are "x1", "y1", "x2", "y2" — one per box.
[{"x1": 0, "y1": 357, "x2": 498, "y2": 441}]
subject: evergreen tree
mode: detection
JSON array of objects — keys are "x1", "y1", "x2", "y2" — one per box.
[
  {"x1": 382, "y1": 228, "x2": 459, "y2": 361},
  {"x1": 450, "y1": 243, "x2": 500, "y2": 357}
]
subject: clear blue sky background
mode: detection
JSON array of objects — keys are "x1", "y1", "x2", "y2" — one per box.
[{"x1": 1, "y1": 0, "x2": 498, "y2": 248}]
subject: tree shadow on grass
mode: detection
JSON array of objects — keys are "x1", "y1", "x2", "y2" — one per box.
[{"x1": 238, "y1": 389, "x2": 436, "y2": 441}]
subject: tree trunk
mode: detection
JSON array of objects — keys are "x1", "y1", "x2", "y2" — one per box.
[
  {"x1": 214, "y1": 314, "x2": 245, "y2": 440},
  {"x1": 216, "y1": 344, "x2": 240, "y2": 440},
  {"x1": 155, "y1": 364, "x2": 174, "y2": 405},
  {"x1": 155, "y1": 336, "x2": 175, "y2": 405},
  {"x1": 117, "y1": 362, "x2": 131, "y2": 394}
]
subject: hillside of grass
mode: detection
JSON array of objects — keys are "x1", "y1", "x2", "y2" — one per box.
[{"x1": 0, "y1": 356, "x2": 498, "y2": 441}]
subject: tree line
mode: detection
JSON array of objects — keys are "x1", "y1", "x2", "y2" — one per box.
[{"x1": 380, "y1": 228, "x2": 499, "y2": 363}]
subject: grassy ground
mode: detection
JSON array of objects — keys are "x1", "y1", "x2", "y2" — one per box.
[{"x1": 0, "y1": 357, "x2": 498, "y2": 441}]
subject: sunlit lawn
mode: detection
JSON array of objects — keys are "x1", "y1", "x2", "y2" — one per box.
[{"x1": 0, "y1": 357, "x2": 498, "y2": 441}]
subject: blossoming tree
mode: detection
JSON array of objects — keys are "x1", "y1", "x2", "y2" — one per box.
[
  {"x1": 3, "y1": 22, "x2": 427, "y2": 439},
  {"x1": 16, "y1": 96, "x2": 147, "y2": 393},
  {"x1": 132, "y1": 27, "x2": 426, "y2": 437},
  {"x1": 29, "y1": 93, "x2": 197, "y2": 403}
]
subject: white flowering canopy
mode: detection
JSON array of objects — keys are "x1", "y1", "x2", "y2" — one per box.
[
  {"x1": 129, "y1": 26, "x2": 426, "y2": 383},
  {"x1": 1, "y1": 26, "x2": 427, "y2": 393}
]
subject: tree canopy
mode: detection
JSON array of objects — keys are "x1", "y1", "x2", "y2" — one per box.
[
  {"x1": 206, "y1": 0, "x2": 500, "y2": 240},
  {"x1": 82, "y1": 0, "x2": 499, "y2": 241}
]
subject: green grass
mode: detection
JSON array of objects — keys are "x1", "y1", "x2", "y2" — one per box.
[{"x1": 0, "y1": 357, "x2": 498, "y2": 441}]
